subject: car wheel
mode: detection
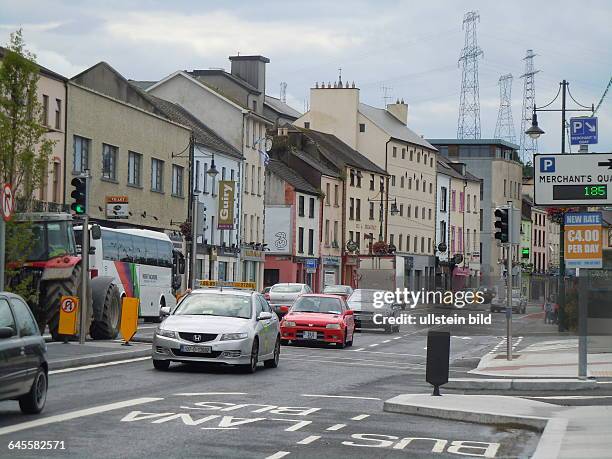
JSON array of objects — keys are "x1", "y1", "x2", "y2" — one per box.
[
  {"x1": 19, "y1": 367, "x2": 47, "y2": 414},
  {"x1": 264, "y1": 337, "x2": 280, "y2": 369},
  {"x1": 393, "y1": 324, "x2": 401, "y2": 333},
  {"x1": 153, "y1": 359, "x2": 170, "y2": 371},
  {"x1": 346, "y1": 330, "x2": 354, "y2": 347},
  {"x1": 242, "y1": 339, "x2": 259, "y2": 374},
  {"x1": 384, "y1": 324, "x2": 393, "y2": 334},
  {"x1": 338, "y1": 332, "x2": 347, "y2": 349}
]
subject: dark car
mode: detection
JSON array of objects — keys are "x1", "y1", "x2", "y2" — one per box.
[
  {"x1": 0, "y1": 292, "x2": 48, "y2": 414},
  {"x1": 347, "y1": 289, "x2": 401, "y2": 333}
]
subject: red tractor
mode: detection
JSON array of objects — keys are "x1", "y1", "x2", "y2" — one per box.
[{"x1": 8, "y1": 213, "x2": 119, "y2": 340}]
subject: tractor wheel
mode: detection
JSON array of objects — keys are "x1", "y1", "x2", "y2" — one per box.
[
  {"x1": 42, "y1": 264, "x2": 82, "y2": 341},
  {"x1": 90, "y1": 283, "x2": 121, "y2": 340}
]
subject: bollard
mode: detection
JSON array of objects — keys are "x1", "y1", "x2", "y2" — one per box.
[{"x1": 426, "y1": 331, "x2": 450, "y2": 396}]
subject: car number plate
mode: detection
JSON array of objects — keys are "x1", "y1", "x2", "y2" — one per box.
[
  {"x1": 303, "y1": 331, "x2": 317, "y2": 340},
  {"x1": 180, "y1": 345, "x2": 211, "y2": 353}
]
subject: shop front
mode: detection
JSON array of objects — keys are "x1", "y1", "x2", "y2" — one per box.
[
  {"x1": 241, "y1": 247, "x2": 264, "y2": 291},
  {"x1": 264, "y1": 255, "x2": 297, "y2": 287},
  {"x1": 322, "y1": 256, "x2": 342, "y2": 288},
  {"x1": 295, "y1": 257, "x2": 320, "y2": 292}
]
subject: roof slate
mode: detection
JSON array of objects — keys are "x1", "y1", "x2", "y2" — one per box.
[
  {"x1": 296, "y1": 127, "x2": 388, "y2": 175},
  {"x1": 264, "y1": 95, "x2": 301, "y2": 119},
  {"x1": 266, "y1": 159, "x2": 319, "y2": 194},
  {"x1": 359, "y1": 103, "x2": 436, "y2": 151}
]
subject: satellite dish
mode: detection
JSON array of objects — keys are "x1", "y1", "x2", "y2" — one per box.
[{"x1": 264, "y1": 137, "x2": 273, "y2": 152}]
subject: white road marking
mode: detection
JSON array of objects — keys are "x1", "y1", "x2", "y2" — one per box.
[
  {"x1": 597, "y1": 381, "x2": 612, "y2": 384},
  {"x1": 296, "y1": 435, "x2": 321, "y2": 445},
  {"x1": 353, "y1": 348, "x2": 365, "y2": 351},
  {"x1": 302, "y1": 394, "x2": 381, "y2": 401},
  {"x1": 49, "y1": 356, "x2": 150, "y2": 374},
  {"x1": 525, "y1": 395, "x2": 612, "y2": 400},
  {"x1": 0, "y1": 397, "x2": 163, "y2": 436},
  {"x1": 351, "y1": 414, "x2": 370, "y2": 421},
  {"x1": 368, "y1": 344, "x2": 379, "y2": 347},
  {"x1": 326, "y1": 423, "x2": 347, "y2": 431},
  {"x1": 266, "y1": 452, "x2": 291, "y2": 459},
  {"x1": 173, "y1": 392, "x2": 248, "y2": 396},
  {"x1": 346, "y1": 350, "x2": 425, "y2": 357},
  {"x1": 382, "y1": 340, "x2": 391, "y2": 343},
  {"x1": 393, "y1": 337, "x2": 401, "y2": 340}
]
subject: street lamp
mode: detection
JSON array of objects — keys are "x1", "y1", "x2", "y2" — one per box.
[
  {"x1": 207, "y1": 158, "x2": 219, "y2": 177},
  {"x1": 525, "y1": 79, "x2": 593, "y2": 332}
]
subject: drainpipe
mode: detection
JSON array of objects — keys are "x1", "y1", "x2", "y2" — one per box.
[{"x1": 63, "y1": 82, "x2": 69, "y2": 208}]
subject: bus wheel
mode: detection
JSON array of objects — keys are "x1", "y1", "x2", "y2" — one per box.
[{"x1": 90, "y1": 283, "x2": 121, "y2": 340}]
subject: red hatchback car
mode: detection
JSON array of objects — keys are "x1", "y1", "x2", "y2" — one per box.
[{"x1": 280, "y1": 294, "x2": 355, "y2": 348}]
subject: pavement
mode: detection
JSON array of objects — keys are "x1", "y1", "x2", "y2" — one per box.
[
  {"x1": 45, "y1": 340, "x2": 151, "y2": 371},
  {"x1": 384, "y1": 393, "x2": 612, "y2": 459}
]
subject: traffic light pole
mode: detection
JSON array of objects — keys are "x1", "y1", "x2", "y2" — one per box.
[
  {"x1": 506, "y1": 201, "x2": 513, "y2": 361},
  {"x1": 79, "y1": 171, "x2": 90, "y2": 344}
]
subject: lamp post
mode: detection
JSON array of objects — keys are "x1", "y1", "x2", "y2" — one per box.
[{"x1": 525, "y1": 79, "x2": 593, "y2": 331}]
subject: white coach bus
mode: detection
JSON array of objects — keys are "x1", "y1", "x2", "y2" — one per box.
[{"x1": 75, "y1": 226, "x2": 184, "y2": 321}]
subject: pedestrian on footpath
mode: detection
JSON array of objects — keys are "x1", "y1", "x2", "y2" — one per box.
[{"x1": 544, "y1": 298, "x2": 553, "y2": 324}]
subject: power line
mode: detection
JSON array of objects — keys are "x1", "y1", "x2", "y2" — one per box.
[
  {"x1": 457, "y1": 11, "x2": 484, "y2": 139},
  {"x1": 593, "y1": 76, "x2": 612, "y2": 114}
]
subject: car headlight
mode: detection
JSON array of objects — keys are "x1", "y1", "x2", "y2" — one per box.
[
  {"x1": 283, "y1": 321, "x2": 296, "y2": 327},
  {"x1": 156, "y1": 328, "x2": 177, "y2": 339},
  {"x1": 326, "y1": 323, "x2": 341, "y2": 329},
  {"x1": 220, "y1": 332, "x2": 248, "y2": 341}
]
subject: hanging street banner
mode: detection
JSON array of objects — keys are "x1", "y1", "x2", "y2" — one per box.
[
  {"x1": 534, "y1": 153, "x2": 612, "y2": 206},
  {"x1": 217, "y1": 180, "x2": 235, "y2": 230},
  {"x1": 564, "y1": 212, "x2": 602, "y2": 269}
]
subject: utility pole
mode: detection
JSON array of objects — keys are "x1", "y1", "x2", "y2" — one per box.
[
  {"x1": 457, "y1": 10, "x2": 483, "y2": 139},
  {"x1": 494, "y1": 74, "x2": 516, "y2": 143},
  {"x1": 506, "y1": 201, "x2": 513, "y2": 361},
  {"x1": 190, "y1": 193, "x2": 199, "y2": 290}
]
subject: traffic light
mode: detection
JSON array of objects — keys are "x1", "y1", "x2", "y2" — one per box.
[
  {"x1": 70, "y1": 176, "x2": 87, "y2": 215},
  {"x1": 494, "y1": 207, "x2": 509, "y2": 243}
]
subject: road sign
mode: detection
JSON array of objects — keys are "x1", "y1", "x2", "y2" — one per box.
[
  {"x1": 564, "y1": 212, "x2": 602, "y2": 269},
  {"x1": 120, "y1": 297, "x2": 139, "y2": 343},
  {"x1": 1, "y1": 183, "x2": 15, "y2": 222},
  {"x1": 58, "y1": 296, "x2": 79, "y2": 335},
  {"x1": 570, "y1": 117, "x2": 598, "y2": 145},
  {"x1": 305, "y1": 258, "x2": 318, "y2": 269},
  {"x1": 534, "y1": 153, "x2": 612, "y2": 205}
]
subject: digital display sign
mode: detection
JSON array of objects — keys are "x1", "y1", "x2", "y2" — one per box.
[{"x1": 552, "y1": 184, "x2": 608, "y2": 201}]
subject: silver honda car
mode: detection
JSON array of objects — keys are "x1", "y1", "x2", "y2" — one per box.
[{"x1": 152, "y1": 288, "x2": 280, "y2": 373}]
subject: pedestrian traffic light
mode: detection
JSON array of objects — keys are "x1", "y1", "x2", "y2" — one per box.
[
  {"x1": 70, "y1": 176, "x2": 87, "y2": 215},
  {"x1": 494, "y1": 207, "x2": 509, "y2": 243}
]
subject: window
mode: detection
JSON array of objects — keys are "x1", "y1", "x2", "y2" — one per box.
[
  {"x1": 350, "y1": 169, "x2": 355, "y2": 187},
  {"x1": 172, "y1": 165, "x2": 184, "y2": 197},
  {"x1": 474, "y1": 194, "x2": 477, "y2": 212},
  {"x1": 400, "y1": 176, "x2": 404, "y2": 188},
  {"x1": 415, "y1": 206, "x2": 419, "y2": 219},
  {"x1": 359, "y1": 123, "x2": 366, "y2": 132},
  {"x1": 73, "y1": 135, "x2": 90, "y2": 173},
  {"x1": 414, "y1": 236, "x2": 417, "y2": 252},
  {"x1": 52, "y1": 161, "x2": 61, "y2": 203},
  {"x1": 55, "y1": 98, "x2": 61, "y2": 130},
  {"x1": 421, "y1": 207, "x2": 425, "y2": 219},
  {"x1": 252, "y1": 100, "x2": 257, "y2": 111},
  {"x1": 399, "y1": 234, "x2": 403, "y2": 251},
  {"x1": 467, "y1": 194, "x2": 471, "y2": 212},
  {"x1": 428, "y1": 208, "x2": 432, "y2": 220},
  {"x1": 0, "y1": 299, "x2": 16, "y2": 332},
  {"x1": 299, "y1": 196, "x2": 305, "y2": 217},
  {"x1": 257, "y1": 166, "x2": 261, "y2": 195},
  {"x1": 408, "y1": 178, "x2": 412, "y2": 190},
  {"x1": 251, "y1": 165, "x2": 255, "y2": 193},
  {"x1": 458, "y1": 227, "x2": 463, "y2": 252},
  {"x1": 355, "y1": 232, "x2": 360, "y2": 250},
  {"x1": 102, "y1": 143, "x2": 118, "y2": 180},
  {"x1": 410, "y1": 150, "x2": 413, "y2": 161},
  {"x1": 309, "y1": 197, "x2": 315, "y2": 218},
  {"x1": 390, "y1": 234, "x2": 394, "y2": 245},
  {"x1": 128, "y1": 151, "x2": 142, "y2": 186},
  {"x1": 356, "y1": 199, "x2": 361, "y2": 221},
  {"x1": 325, "y1": 183, "x2": 330, "y2": 205},
  {"x1": 369, "y1": 202, "x2": 375, "y2": 220},
  {"x1": 428, "y1": 237, "x2": 432, "y2": 253},
  {"x1": 504, "y1": 179, "x2": 507, "y2": 197},
  {"x1": 356, "y1": 172, "x2": 362, "y2": 188},
  {"x1": 308, "y1": 229, "x2": 314, "y2": 255},
  {"x1": 221, "y1": 167, "x2": 226, "y2": 180},
  {"x1": 250, "y1": 215, "x2": 254, "y2": 242},
  {"x1": 421, "y1": 237, "x2": 425, "y2": 253},
  {"x1": 392, "y1": 146, "x2": 397, "y2": 158},
  {"x1": 459, "y1": 192, "x2": 464, "y2": 212},
  {"x1": 402, "y1": 148, "x2": 406, "y2": 159},
  {"x1": 246, "y1": 120, "x2": 251, "y2": 147},
  {"x1": 151, "y1": 158, "x2": 164, "y2": 192},
  {"x1": 451, "y1": 226, "x2": 455, "y2": 253},
  {"x1": 349, "y1": 198, "x2": 354, "y2": 220},
  {"x1": 466, "y1": 230, "x2": 470, "y2": 252},
  {"x1": 349, "y1": 230, "x2": 354, "y2": 242},
  {"x1": 298, "y1": 227, "x2": 304, "y2": 253},
  {"x1": 333, "y1": 221, "x2": 338, "y2": 243},
  {"x1": 41, "y1": 94, "x2": 49, "y2": 126},
  {"x1": 334, "y1": 184, "x2": 339, "y2": 206},
  {"x1": 10, "y1": 298, "x2": 38, "y2": 337},
  {"x1": 451, "y1": 190, "x2": 456, "y2": 211},
  {"x1": 244, "y1": 166, "x2": 249, "y2": 193},
  {"x1": 440, "y1": 187, "x2": 447, "y2": 212},
  {"x1": 370, "y1": 174, "x2": 375, "y2": 190},
  {"x1": 194, "y1": 160, "x2": 200, "y2": 191},
  {"x1": 256, "y1": 216, "x2": 260, "y2": 242},
  {"x1": 429, "y1": 183, "x2": 433, "y2": 194},
  {"x1": 399, "y1": 204, "x2": 404, "y2": 216},
  {"x1": 407, "y1": 205, "x2": 411, "y2": 217},
  {"x1": 430, "y1": 157, "x2": 433, "y2": 167},
  {"x1": 417, "y1": 152, "x2": 421, "y2": 162},
  {"x1": 252, "y1": 121, "x2": 256, "y2": 147},
  {"x1": 440, "y1": 221, "x2": 447, "y2": 244},
  {"x1": 325, "y1": 220, "x2": 330, "y2": 244}
]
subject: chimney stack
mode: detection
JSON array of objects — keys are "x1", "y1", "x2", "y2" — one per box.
[{"x1": 386, "y1": 99, "x2": 408, "y2": 125}]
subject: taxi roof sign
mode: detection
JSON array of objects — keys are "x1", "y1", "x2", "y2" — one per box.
[{"x1": 199, "y1": 280, "x2": 256, "y2": 290}]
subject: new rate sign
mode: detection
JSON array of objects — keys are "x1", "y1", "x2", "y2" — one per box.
[{"x1": 564, "y1": 212, "x2": 602, "y2": 269}]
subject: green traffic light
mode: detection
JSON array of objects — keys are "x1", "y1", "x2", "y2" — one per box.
[{"x1": 74, "y1": 204, "x2": 85, "y2": 214}]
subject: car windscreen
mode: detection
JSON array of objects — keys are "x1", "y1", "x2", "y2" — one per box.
[
  {"x1": 323, "y1": 286, "x2": 350, "y2": 294},
  {"x1": 174, "y1": 294, "x2": 252, "y2": 319},
  {"x1": 347, "y1": 290, "x2": 379, "y2": 311},
  {"x1": 291, "y1": 297, "x2": 343, "y2": 314},
  {"x1": 271, "y1": 285, "x2": 303, "y2": 293}
]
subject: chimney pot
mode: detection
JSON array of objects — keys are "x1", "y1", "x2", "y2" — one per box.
[
  {"x1": 315, "y1": 82, "x2": 319, "y2": 88},
  {"x1": 351, "y1": 81, "x2": 355, "y2": 88},
  {"x1": 345, "y1": 81, "x2": 349, "y2": 88},
  {"x1": 327, "y1": 81, "x2": 331, "y2": 88}
]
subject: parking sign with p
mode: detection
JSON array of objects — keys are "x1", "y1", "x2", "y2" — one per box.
[{"x1": 540, "y1": 157, "x2": 555, "y2": 173}]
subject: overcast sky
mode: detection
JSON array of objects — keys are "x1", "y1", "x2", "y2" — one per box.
[{"x1": 2, "y1": 0, "x2": 611, "y2": 157}]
